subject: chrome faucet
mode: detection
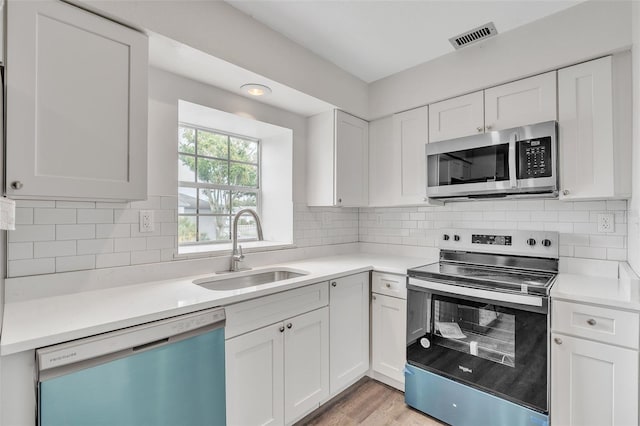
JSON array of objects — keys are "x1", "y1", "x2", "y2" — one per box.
[{"x1": 230, "y1": 208, "x2": 264, "y2": 272}]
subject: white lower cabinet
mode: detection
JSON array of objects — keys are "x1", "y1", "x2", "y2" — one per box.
[
  {"x1": 226, "y1": 307, "x2": 329, "y2": 426},
  {"x1": 329, "y1": 272, "x2": 370, "y2": 395},
  {"x1": 551, "y1": 333, "x2": 638, "y2": 426},
  {"x1": 371, "y1": 293, "x2": 406, "y2": 388}
]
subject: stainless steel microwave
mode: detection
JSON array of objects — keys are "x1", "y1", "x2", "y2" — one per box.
[{"x1": 426, "y1": 121, "x2": 558, "y2": 200}]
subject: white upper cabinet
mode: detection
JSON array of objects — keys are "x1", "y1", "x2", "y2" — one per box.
[
  {"x1": 484, "y1": 71, "x2": 557, "y2": 131},
  {"x1": 369, "y1": 106, "x2": 429, "y2": 206},
  {"x1": 428, "y1": 72, "x2": 556, "y2": 143},
  {"x1": 558, "y1": 54, "x2": 631, "y2": 200},
  {"x1": 396, "y1": 106, "x2": 429, "y2": 205},
  {"x1": 6, "y1": 0, "x2": 148, "y2": 201},
  {"x1": 429, "y1": 91, "x2": 484, "y2": 142},
  {"x1": 307, "y1": 109, "x2": 369, "y2": 207}
]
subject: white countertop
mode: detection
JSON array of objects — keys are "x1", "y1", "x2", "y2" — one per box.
[
  {"x1": 0, "y1": 253, "x2": 427, "y2": 356},
  {"x1": 551, "y1": 262, "x2": 640, "y2": 311}
]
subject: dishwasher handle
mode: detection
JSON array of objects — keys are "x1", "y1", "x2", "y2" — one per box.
[{"x1": 37, "y1": 307, "x2": 225, "y2": 374}]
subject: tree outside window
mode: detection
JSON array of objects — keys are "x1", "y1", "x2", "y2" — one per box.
[{"x1": 178, "y1": 125, "x2": 260, "y2": 245}]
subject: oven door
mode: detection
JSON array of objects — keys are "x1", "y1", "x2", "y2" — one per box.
[{"x1": 406, "y1": 283, "x2": 548, "y2": 413}]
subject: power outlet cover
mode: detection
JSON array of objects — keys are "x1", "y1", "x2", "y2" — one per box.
[
  {"x1": 139, "y1": 210, "x2": 155, "y2": 233},
  {"x1": 597, "y1": 213, "x2": 614, "y2": 233}
]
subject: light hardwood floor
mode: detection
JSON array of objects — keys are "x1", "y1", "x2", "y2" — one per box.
[{"x1": 296, "y1": 377, "x2": 445, "y2": 426}]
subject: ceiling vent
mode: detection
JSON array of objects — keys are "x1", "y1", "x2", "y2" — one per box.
[{"x1": 449, "y1": 22, "x2": 498, "y2": 50}]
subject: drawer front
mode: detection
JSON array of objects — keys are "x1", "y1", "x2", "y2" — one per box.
[
  {"x1": 372, "y1": 272, "x2": 406, "y2": 299},
  {"x1": 553, "y1": 300, "x2": 639, "y2": 349},
  {"x1": 225, "y1": 282, "x2": 329, "y2": 339}
]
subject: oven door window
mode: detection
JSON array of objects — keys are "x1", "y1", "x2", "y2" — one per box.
[
  {"x1": 428, "y1": 143, "x2": 510, "y2": 187},
  {"x1": 406, "y1": 291, "x2": 548, "y2": 413},
  {"x1": 433, "y1": 297, "x2": 515, "y2": 367}
]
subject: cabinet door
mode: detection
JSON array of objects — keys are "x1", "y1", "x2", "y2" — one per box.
[
  {"x1": 558, "y1": 57, "x2": 616, "y2": 200},
  {"x1": 372, "y1": 294, "x2": 407, "y2": 384},
  {"x1": 284, "y1": 307, "x2": 329, "y2": 424},
  {"x1": 329, "y1": 272, "x2": 370, "y2": 395},
  {"x1": 6, "y1": 0, "x2": 147, "y2": 200},
  {"x1": 484, "y1": 71, "x2": 557, "y2": 131},
  {"x1": 335, "y1": 110, "x2": 369, "y2": 207},
  {"x1": 226, "y1": 324, "x2": 284, "y2": 426},
  {"x1": 368, "y1": 116, "x2": 397, "y2": 207},
  {"x1": 395, "y1": 106, "x2": 429, "y2": 205},
  {"x1": 428, "y1": 91, "x2": 484, "y2": 142},
  {"x1": 551, "y1": 333, "x2": 638, "y2": 426}
]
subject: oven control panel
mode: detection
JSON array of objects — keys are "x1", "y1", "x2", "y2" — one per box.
[{"x1": 440, "y1": 229, "x2": 558, "y2": 259}]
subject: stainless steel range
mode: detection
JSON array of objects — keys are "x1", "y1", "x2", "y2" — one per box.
[{"x1": 405, "y1": 228, "x2": 558, "y2": 426}]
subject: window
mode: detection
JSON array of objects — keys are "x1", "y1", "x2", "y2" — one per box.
[{"x1": 178, "y1": 124, "x2": 260, "y2": 246}]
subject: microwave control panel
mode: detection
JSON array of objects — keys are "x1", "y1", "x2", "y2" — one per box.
[{"x1": 517, "y1": 136, "x2": 552, "y2": 179}]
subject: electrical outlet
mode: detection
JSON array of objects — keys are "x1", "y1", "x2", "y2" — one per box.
[
  {"x1": 597, "y1": 213, "x2": 614, "y2": 233},
  {"x1": 139, "y1": 210, "x2": 154, "y2": 233}
]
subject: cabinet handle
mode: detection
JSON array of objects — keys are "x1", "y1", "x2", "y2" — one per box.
[
  {"x1": 477, "y1": 127, "x2": 483, "y2": 132},
  {"x1": 554, "y1": 337, "x2": 563, "y2": 345},
  {"x1": 423, "y1": 197, "x2": 428, "y2": 202},
  {"x1": 385, "y1": 283, "x2": 391, "y2": 288},
  {"x1": 286, "y1": 323, "x2": 293, "y2": 329},
  {"x1": 337, "y1": 198, "x2": 342, "y2": 204},
  {"x1": 372, "y1": 295, "x2": 377, "y2": 301},
  {"x1": 562, "y1": 189, "x2": 570, "y2": 196},
  {"x1": 587, "y1": 319, "x2": 597, "y2": 326},
  {"x1": 10, "y1": 181, "x2": 23, "y2": 190},
  {"x1": 331, "y1": 282, "x2": 337, "y2": 287},
  {"x1": 279, "y1": 326, "x2": 285, "y2": 333},
  {"x1": 485, "y1": 125, "x2": 492, "y2": 131}
]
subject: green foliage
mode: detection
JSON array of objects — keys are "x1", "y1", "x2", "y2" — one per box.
[{"x1": 178, "y1": 216, "x2": 198, "y2": 243}]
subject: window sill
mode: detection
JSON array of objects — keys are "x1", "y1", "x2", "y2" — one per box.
[{"x1": 176, "y1": 240, "x2": 295, "y2": 259}]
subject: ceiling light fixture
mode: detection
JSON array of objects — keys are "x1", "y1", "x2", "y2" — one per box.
[{"x1": 241, "y1": 83, "x2": 272, "y2": 97}]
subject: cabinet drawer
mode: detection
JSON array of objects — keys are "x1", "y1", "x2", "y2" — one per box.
[
  {"x1": 553, "y1": 300, "x2": 639, "y2": 349},
  {"x1": 225, "y1": 282, "x2": 329, "y2": 339},
  {"x1": 372, "y1": 272, "x2": 406, "y2": 299}
]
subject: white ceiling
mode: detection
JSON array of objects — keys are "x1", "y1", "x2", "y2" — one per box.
[{"x1": 226, "y1": 0, "x2": 584, "y2": 83}]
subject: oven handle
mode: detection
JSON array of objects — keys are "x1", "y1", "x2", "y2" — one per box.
[{"x1": 408, "y1": 278, "x2": 547, "y2": 312}]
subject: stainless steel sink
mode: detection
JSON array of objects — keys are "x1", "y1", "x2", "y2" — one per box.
[{"x1": 193, "y1": 268, "x2": 308, "y2": 291}]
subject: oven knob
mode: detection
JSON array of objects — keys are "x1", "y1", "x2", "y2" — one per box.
[
  {"x1": 542, "y1": 239, "x2": 552, "y2": 247},
  {"x1": 443, "y1": 234, "x2": 450, "y2": 241},
  {"x1": 526, "y1": 238, "x2": 537, "y2": 246},
  {"x1": 454, "y1": 235, "x2": 460, "y2": 241}
]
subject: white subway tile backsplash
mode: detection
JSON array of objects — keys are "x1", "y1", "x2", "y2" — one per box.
[
  {"x1": 9, "y1": 225, "x2": 55, "y2": 242},
  {"x1": 56, "y1": 224, "x2": 95, "y2": 240},
  {"x1": 146, "y1": 236, "x2": 174, "y2": 250},
  {"x1": 8, "y1": 243, "x2": 33, "y2": 260},
  {"x1": 574, "y1": 201, "x2": 607, "y2": 211},
  {"x1": 56, "y1": 255, "x2": 96, "y2": 273},
  {"x1": 574, "y1": 246, "x2": 607, "y2": 259},
  {"x1": 34, "y1": 208, "x2": 76, "y2": 224},
  {"x1": 77, "y1": 209, "x2": 114, "y2": 224},
  {"x1": 96, "y1": 252, "x2": 131, "y2": 268},
  {"x1": 96, "y1": 224, "x2": 131, "y2": 239},
  {"x1": 77, "y1": 239, "x2": 114, "y2": 255},
  {"x1": 130, "y1": 197, "x2": 162, "y2": 210},
  {"x1": 114, "y1": 209, "x2": 140, "y2": 224},
  {"x1": 16, "y1": 208, "x2": 34, "y2": 225},
  {"x1": 131, "y1": 250, "x2": 161, "y2": 265},
  {"x1": 114, "y1": 237, "x2": 147, "y2": 252},
  {"x1": 16, "y1": 200, "x2": 55, "y2": 208},
  {"x1": 34, "y1": 241, "x2": 76, "y2": 258},
  {"x1": 96, "y1": 201, "x2": 130, "y2": 209},
  {"x1": 8, "y1": 258, "x2": 55, "y2": 276},
  {"x1": 606, "y1": 200, "x2": 627, "y2": 211},
  {"x1": 161, "y1": 196, "x2": 177, "y2": 210}
]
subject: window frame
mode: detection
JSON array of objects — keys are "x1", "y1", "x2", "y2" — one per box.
[{"x1": 178, "y1": 122, "x2": 261, "y2": 247}]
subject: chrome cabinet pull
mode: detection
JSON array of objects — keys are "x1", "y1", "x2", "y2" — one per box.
[
  {"x1": 331, "y1": 282, "x2": 337, "y2": 287},
  {"x1": 477, "y1": 127, "x2": 483, "y2": 132},
  {"x1": 372, "y1": 295, "x2": 377, "y2": 301},
  {"x1": 562, "y1": 189, "x2": 570, "y2": 196},
  {"x1": 279, "y1": 326, "x2": 285, "y2": 333},
  {"x1": 587, "y1": 319, "x2": 597, "y2": 326},
  {"x1": 485, "y1": 125, "x2": 492, "y2": 131},
  {"x1": 385, "y1": 283, "x2": 391, "y2": 288},
  {"x1": 286, "y1": 323, "x2": 293, "y2": 329},
  {"x1": 10, "y1": 181, "x2": 23, "y2": 190},
  {"x1": 554, "y1": 337, "x2": 563, "y2": 345}
]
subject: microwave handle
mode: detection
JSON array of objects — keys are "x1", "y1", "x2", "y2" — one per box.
[{"x1": 509, "y1": 133, "x2": 518, "y2": 188}]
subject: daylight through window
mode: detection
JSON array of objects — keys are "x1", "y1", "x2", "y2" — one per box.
[{"x1": 178, "y1": 125, "x2": 260, "y2": 246}]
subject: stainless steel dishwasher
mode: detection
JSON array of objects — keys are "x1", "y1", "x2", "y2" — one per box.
[{"x1": 36, "y1": 307, "x2": 226, "y2": 426}]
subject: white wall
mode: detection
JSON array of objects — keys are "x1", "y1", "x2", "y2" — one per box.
[
  {"x1": 629, "y1": 2, "x2": 640, "y2": 274},
  {"x1": 76, "y1": 0, "x2": 368, "y2": 118},
  {"x1": 369, "y1": 0, "x2": 632, "y2": 119}
]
